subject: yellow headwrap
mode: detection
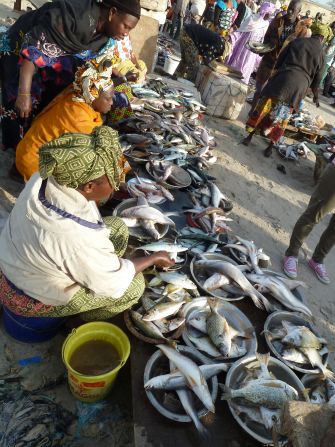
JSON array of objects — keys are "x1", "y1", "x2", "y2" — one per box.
[{"x1": 73, "y1": 56, "x2": 114, "y2": 105}]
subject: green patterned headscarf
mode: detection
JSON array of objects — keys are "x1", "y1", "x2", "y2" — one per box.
[
  {"x1": 39, "y1": 126, "x2": 124, "y2": 190},
  {"x1": 311, "y1": 21, "x2": 332, "y2": 41}
]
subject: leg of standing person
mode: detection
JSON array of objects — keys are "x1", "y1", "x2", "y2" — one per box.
[
  {"x1": 175, "y1": 14, "x2": 183, "y2": 40},
  {"x1": 174, "y1": 30, "x2": 199, "y2": 82},
  {"x1": 323, "y1": 67, "x2": 335, "y2": 97},
  {"x1": 170, "y1": 12, "x2": 178, "y2": 38},
  {"x1": 283, "y1": 163, "x2": 335, "y2": 279}
]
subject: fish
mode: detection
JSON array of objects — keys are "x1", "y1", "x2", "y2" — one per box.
[
  {"x1": 140, "y1": 220, "x2": 161, "y2": 240},
  {"x1": 203, "y1": 273, "x2": 230, "y2": 291},
  {"x1": 229, "y1": 343, "x2": 247, "y2": 359},
  {"x1": 121, "y1": 206, "x2": 175, "y2": 226},
  {"x1": 281, "y1": 348, "x2": 309, "y2": 364},
  {"x1": 206, "y1": 297, "x2": 233, "y2": 357},
  {"x1": 142, "y1": 301, "x2": 185, "y2": 321},
  {"x1": 137, "y1": 242, "x2": 188, "y2": 254},
  {"x1": 130, "y1": 310, "x2": 169, "y2": 341},
  {"x1": 188, "y1": 334, "x2": 222, "y2": 357},
  {"x1": 281, "y1": 321, "x2": 327, "y2": 350},
  {"x1": 259, "y1": 406, "x2": 281, "y2": 430},
  {"x1": 158, "y1": 344, "x2": 215, "y2": 413},
  {"x1": 144, "y1": 363, "x2": 229, "y2": 390},
  {"x1": 196, "y1": 260, "x2": 272, "y2": 311},
  {"x1": 235, "y1": 236, "x2": 262, "y2": 274},
  {"x1": 246, "y1": 274, "x2": 312, "y2": 317},
  {"x1": 176, "y1": 388, "x2": 208, "y2": 436},
  {"x1": 325, "y1": 376, "x2": 335, "y2": 401},
  {"x1": 188, "y1": 315, "x2": 208, "y2": 334},
  {"x1": 158, "y1": 272, "x2": 197, "y2": 290},
  {"x1": 161, "y1": 317, "x2": 185, "y2": 333},
  {"x1": 220, "y1": 377, "x2": 298, "y2": 409},
  {"x1": 234, "y1": 404, "x2": 280, "y2": 430},
  {"x1": 256, "y1": 353, "x2": 273, "y2": 380}
]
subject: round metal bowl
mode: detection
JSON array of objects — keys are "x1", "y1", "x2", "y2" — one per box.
[
  {"x1": 144, "y1": 345, "x2": 218, "y2": 423},
  {"x1": 190, "y1": 253, "x2": 245, "y2": 301},
  {"x1": 113, "y1": 198, "x2": 169, "y2": 241},
  {"x1": 124, "y1": 309, "x2": 185, "y2": 345},
  {"x1": 264, "y1": 311, "x2": 329, "y2": 374},
  {"x1": 127, "y1": 177, "x2": 166, "y2": 205},
  {"x1": 181, "y1": 297, "x2": 257, "y2": 364},
  {"x1": 226, "y1": 355, "x2": 309, "y2": 445},
  {"x1": 246, "y1": 41, "x2": 275, "y2": 54},
  {"x1": 145, "y1": 161, "x2": 192, "y2": 190},
  {"x1": 124, "y1": 148, "x2": 164, "y2": 165}
]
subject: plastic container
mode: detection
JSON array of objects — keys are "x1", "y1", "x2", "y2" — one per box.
[
  {"x1": 163, "y1": 54, "x2": 181, "y2": 75},
  {"x1": 62, "y1": 322, "x2": 130, "y2": 403},
  {"x1": 3, "y1": 306, "x2": 65, "y2": 343}
]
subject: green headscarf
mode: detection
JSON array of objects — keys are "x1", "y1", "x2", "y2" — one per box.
[
  {"x1": 311, "y1": 21, "x2": 332, "y2": 41},
  {"x1": 39, "y1": 126, "x2": 123, "y2": 190}
]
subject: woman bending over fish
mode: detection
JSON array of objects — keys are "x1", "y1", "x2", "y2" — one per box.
[
  {"x1": 15, "y1": 55, "x2": 130, "y2": 182},
  {"x1": 0, "y1": 127, "x2": 174, "y2": 321}
]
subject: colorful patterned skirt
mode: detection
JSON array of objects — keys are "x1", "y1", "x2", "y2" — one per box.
[
  {"x1": 246, "y1": 98, "x2": 293, "y2": 144},
  {"x1": 0, "y1": 217, "x2": 145, "y2": 321},
  {"x1": 175, "y1": 29, "x2": 200, "y2": 83},
  {"x1": 108, "y1": 84, "x2": 134, "y2": 123}
]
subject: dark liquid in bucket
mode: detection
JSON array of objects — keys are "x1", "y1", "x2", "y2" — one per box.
[{"x1": 69, "y1": 340, "x2": 121, "y2": 376}]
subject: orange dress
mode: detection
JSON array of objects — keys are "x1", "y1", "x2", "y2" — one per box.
[{"x1": 16, "y1": 87, "x2": 103, "y2": 181}]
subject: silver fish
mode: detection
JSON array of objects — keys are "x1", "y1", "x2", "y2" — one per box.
[
  {"x1": 188, "y1": 334, "x2": 222, "y2": 357},
  {"x1": 140, "y1": 220, "x2": 161, "y2": 240},
  {"x1": 196, "y1": 260, "x2": 272, "y2": 311},
  {"x1": 121, "y1": 206, "x2": 175, "y2": 225},
  {"x1": 206, "y1": 298, "x2": 233, "y2": 357},
  {"x1": 137, "y1": 242, "x2": 188, "y2": 254},
  {"x1": 221, "y1": 378, "x2": 298, "y2": 409},
  {"x1": 145, "y1": 363, "x2": 228, "y2": 390},
  {"x1": 158, "y1": 344, "x2": 215, "y2": 413},
  {"x1": 310, "y1": 386, "x2": 327, "y2": 404},
  {"x1": 281, "y1": 348, "x2": 309, "y2": 364},
  {"x1": 176, "y1": 388, "x2": 208, "y2": 436},
  {"x1": 235, "y1": 236, "x2": 262, "y2": 275},
  {"x1": 246, "y1": 274, "x2": 312, "y2": 317},
  {"x1": 281, "y1": 321, "x2": 326, "y2": 349},
  {"x1": 142, "y1": 301, "x2": 185, "y2": 321},
  {"x1": 158, "y1": 272, "x2": 197, "y2": 290},
  {"x1": 130, "y1": 310, "x2": 168, "y2": 341},
  {"x1": 203, "y1": 273, "x2": 230, "y2": 291}
]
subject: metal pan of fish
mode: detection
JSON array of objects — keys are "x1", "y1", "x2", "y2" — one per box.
[
  {"x1": 225, "y1": 354, "x2": 308, "y2": 445},
  {"x1": 181, "y1": 297, "x2": 257, "y2": 363},
  {"x1": 146, "y1": 161, "x2": 192, "y2": 190},
  {"x1": 124, "y1": 147, "x2": 164, "y2": 164},
  {"x1": 144, "y1": 345, "x2": 218, "y2": 423},
  {"x1": 190, "y1": 253, "x2": 245, "y2": 301},
  {"x1": 264, "y1": 311, "x2": 329, "y2": 374},
  {"x1": 301, "y1": 372, "x2": 335, "y2": 405},
  {"x1": 113, "y1": 198, "x2": 169, "y2": 241}
]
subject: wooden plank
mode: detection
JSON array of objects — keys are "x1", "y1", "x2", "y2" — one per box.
[{"x1": 29, "y1": 0, "x2": 51, "y2": 9}]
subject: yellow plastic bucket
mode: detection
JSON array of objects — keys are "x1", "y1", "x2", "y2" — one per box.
[{"x1": 62, "y1": 322, "x2": 130, "y2": 403}]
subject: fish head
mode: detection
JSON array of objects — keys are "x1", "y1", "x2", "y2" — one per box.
[{"x1": 282, "y1": 333, "x2": 300, "y2": 346}]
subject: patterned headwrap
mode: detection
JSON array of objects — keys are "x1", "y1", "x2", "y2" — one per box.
[
  {"x1": 311, "y1": 22, "x2": 332, "y2": 40},
  {"x1": 73, "y1": 56, "x2": 115, "y2": 105},
  {"x1": 39, "y1": 126, "x2": 125, "y2": 190}
]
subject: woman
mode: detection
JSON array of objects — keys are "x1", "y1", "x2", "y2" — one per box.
[
  {"x1": 242, "y1": 29, "x2": 326, "y2": 157},
  {"x1": 226, "y1": 2, "x2": 276, "y2": 84},
  {"x1": 0, "y1": 126, "x2": 174, "y2": 321},
  {"x1": 214, "y1": 0, "x2": 238, "y2": 37},
  {"x1": 175, "y1": 23, "x2": 231, "y2": 82},
  {"x1": 15, "y1": 55, "x2": 123, "y2": 182},
  {"x1": 0, "y1": 0, "x2": 140, "y2": 150},
  {"x1": 202, "y1": 0, "x2": 216, "y2": 27}
]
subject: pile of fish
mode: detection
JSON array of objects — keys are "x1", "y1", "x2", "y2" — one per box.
[
  {"x1": 130, "y1": 292, "x2": 186, "y2": 343},
  {"x1": 304, "y1": 373, "x2": 335, "y2": 405},
  {"x1": 224, "y1": 236, "x2": 270, "y2": 271},
  {"x1": 120, "y1": 196, "x2": 175, "y2": 240},
  {"x1": 148, "y1": 160, "x2": 191, "y2": 188},
  {"x1": 221, "y1": 353, "x2": 299, "y2": 432},
  {"x1": 185, "y1": 298, "x2": 251, "y2": 359},
  {"x1": 127, "y1": 175, "x2": 174, "y2": 203},
  {"x1": 177, "y1": 227, "x2": 227, "y2": 255},
  {"x1": 193, "y1": 258, "x2": 273, "y2": 311},
  {"x1": 145, "y1": 344, "x2": 224, "y2": 435},
  {"x1": 266, "y1": 320, "x2": 330, "y2": 375}
]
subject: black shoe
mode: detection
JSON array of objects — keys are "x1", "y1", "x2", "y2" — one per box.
[{"x1": 263, "y1": 147, "x2": 273, "y2": 157}]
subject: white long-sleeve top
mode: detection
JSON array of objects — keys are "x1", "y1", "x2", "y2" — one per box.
[{"x1": 0, "y1": 174, "x2": 135, "y2": 306}]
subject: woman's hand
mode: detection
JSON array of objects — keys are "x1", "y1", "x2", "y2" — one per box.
[
  {"x1": 15, "y1": 94, "x2": 32, "y2": 118},
  {"x1": 151, "y1": 251, "x2": 175, "y2": 269}
]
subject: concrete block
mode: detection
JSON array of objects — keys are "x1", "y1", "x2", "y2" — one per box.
[
  {"x1": 130, "y1": 15, "x2": 159, "y2": 72},
  {"x1": 140, "y1": 0, "x2": 168, "y2": 12}
]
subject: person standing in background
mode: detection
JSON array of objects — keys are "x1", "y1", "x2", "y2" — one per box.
[{"x1": 170, "y1": 0, "x2": 190, "y2": 40}]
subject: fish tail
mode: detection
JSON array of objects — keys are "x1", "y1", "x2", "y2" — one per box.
[
  {"x1": 256, "y1": 352, "x2": 270, "y2": 367},
  {"x1": 249, "y1": 292, "x2": 265, "y2": 310},
  {"x1": 166, "y1": 339, "x2": 178, "y2": 349},
  {"x1": 219, "y1": 383, "x2": 232, "y2": 400},
  {"x1": 241, "y1": 326, "x2": 254, "y2": 339},
  {"x1": 257, "y1": 290, "x2": 275, "y2": 313},
  {"x1": 322, "y1": 369, "x2": 335, "y2": 381}
]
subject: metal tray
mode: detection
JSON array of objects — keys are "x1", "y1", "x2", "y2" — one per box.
[
  {"x1": 113, "y1": 198, "x2": 169, "y2": 241},
  {"x1": 264, "y1": 311, "x2": 329, "y2": 374},
  {"x1": 190, "y1": 253, "x2": 245, "y2": 302},
  {"x1": 226, "y1": 355, "x2": 309, "y2": 445},
  {"x1": 181, "y1": 297, "x2": 257, "y2": 364},
  {"x1": 144, "y1": 345, "x2": 218, "y2": 423}
]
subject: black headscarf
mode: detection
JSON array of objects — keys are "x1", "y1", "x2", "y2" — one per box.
[
  {"x1": 8, "y1": 0, "x2": 107, "y2": 56},
  {"x1": 99, "y1": 0, "x2": 141, "y2": 19}
]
